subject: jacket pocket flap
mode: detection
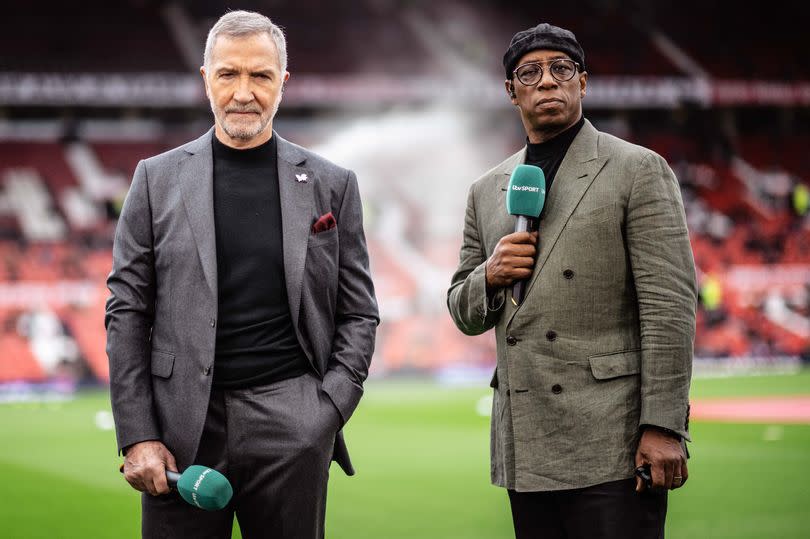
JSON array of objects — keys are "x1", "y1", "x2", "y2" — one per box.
[
  {"x1": 588, "y1": 349, "x2": 641, "y2": 380},
  {"x1": 151, "y1": 350, "x2": 175, "y2": 378}
]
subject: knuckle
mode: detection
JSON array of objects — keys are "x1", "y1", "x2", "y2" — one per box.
[{"x1": 124, "y1": 470, "x2": 139, "y2": 482}]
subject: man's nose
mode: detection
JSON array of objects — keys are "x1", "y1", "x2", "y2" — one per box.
[
  {"x1": 537, "y1": 68, "x2": 559, "y2": 89},
  {"x1": 233, "y1": 76, "x2": 255, "y2": 103}
]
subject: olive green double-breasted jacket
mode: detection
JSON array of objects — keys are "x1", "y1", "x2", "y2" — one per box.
[{"x1": 448, "y1": 120, "x2": 697, "y2": 492}]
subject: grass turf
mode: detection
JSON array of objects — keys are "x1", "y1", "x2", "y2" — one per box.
[{"x1": 0, "y1": 370, "x2": 808, "y2": 538}]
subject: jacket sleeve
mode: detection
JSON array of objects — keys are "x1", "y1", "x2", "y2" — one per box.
[
  {"x1": 626, "y1": 152, "x2": 697, "y2": 441},
  {"x1": 321, "y1": 170, "x2": 379, "y2": 425},
  {"x1": 447, "y1": 184, "x2": 506, "y2": 336},
  {"x1": 105, "y1": 160, "x2": 160, "y2": 454}
]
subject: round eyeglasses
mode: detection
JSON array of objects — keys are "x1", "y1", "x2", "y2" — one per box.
[{"x1": 513, "y1": 59, "x2": 580, "y2": 85}]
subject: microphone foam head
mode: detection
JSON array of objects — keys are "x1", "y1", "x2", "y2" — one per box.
[
  {"x1": 176, "y1": 465, "x2": 233, "y2": 511},
  {"x1": 506, "y1": 164, "x2": 546, "y2": 217}
]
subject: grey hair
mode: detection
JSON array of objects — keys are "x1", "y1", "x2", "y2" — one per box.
[{"x1": 203, "y1": 10, "x2": 288, "y2": 73}]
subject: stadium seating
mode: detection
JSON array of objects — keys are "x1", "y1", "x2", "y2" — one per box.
[
  {"x1": 0, "y1": 0, "x2": 807, "y2": 383},
  {"x1": 1, "y1": 123, "x2": 806, "y2": 381}
]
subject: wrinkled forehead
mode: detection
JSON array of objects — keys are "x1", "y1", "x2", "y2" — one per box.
[
  {"x1": 516, "y1": 49, "x2": 573, "y2": 67},
  {"x1": 209, "y1": 32, "x2": 280, "y2": 70}
]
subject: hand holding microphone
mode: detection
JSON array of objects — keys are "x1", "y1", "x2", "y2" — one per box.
[
  {"x1": 121, "y1": 440, "x2": 233, "y2": 511},
  {"x1": 485, "y1": 231, "x2": 538, "y2": 289},
  {"x1": 122, "y1": 440, "x2": 178, "y2": 496},
  {"x1": 486, "y1": 165, "x2": 546, "y2": 305}
]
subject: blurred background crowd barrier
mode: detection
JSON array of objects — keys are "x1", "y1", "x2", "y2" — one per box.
[{"x1": 0, "y1": 0, "x2": 807, "y2": 395}]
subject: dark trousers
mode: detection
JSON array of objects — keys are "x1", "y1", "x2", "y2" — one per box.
[
  {"x1": 508, "y1": 479, "x2": 668, "y2": 539},
  {"x1": 141, "y1": 373, "x2": 340, "y2": 539}
]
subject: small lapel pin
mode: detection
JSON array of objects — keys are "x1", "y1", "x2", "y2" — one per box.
[{"x1": 295, "y1": 173, "x2": 308, "y2": 183}]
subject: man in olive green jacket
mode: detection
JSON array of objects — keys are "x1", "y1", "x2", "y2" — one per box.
[{"x1": 447, "y1": 23, "x2": 696, "y2": 538}]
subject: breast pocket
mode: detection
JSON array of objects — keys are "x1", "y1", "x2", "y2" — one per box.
[
  {"x1": 305, "y1": 229, "x2": 339, "y2": 308},
  {"x1": 308, "y1": 227, "x2": 338, "y2": 248},
  {"x1": 568, "y1": 203, "x2": 618, "y2": 229}
]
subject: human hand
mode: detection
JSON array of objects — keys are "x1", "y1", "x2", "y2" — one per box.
[
  {"x1": 122, "y1": 440, "x2": 178, "y2": 496},
  {"x1": 634, "y1": 428, "x2": 688, "y2": 492},
  {"x1": 485, "y1": 231, "x2": 538, "y2": 289},
  {"x1": 319, "y1": 389, "x2": 344, "y2": 432}
]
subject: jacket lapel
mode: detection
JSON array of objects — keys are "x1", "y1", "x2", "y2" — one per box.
[
  {"x1": 507, "y1": 120, "x2": 608, "y2": 324},
  {"x1": 179, "y1": 128, "x2": 218, "y2": 299},
  {"x1": 276, "y1": 133, "x2": 314, "y2": 329}
]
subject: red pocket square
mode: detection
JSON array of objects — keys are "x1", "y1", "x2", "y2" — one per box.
[{"x1": 312, "y1": 212, "x2": 337, "y2": 234}]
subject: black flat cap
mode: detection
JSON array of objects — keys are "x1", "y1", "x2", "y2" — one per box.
[{"x1": 503, "y1": 23, "x2": 585, "y2": 79}]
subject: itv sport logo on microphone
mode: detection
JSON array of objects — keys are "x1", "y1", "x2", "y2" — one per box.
[{"x1": 511, "y1": 185, "x2": 544, "y2": 193}]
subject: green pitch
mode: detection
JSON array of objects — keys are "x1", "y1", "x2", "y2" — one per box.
[{"x1": 1, "y1": 370, "x2": 809, "y2": 538}]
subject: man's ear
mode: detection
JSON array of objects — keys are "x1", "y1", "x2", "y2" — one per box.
[
  {"x1": 505, "y1": 79, "x2": 517, "y2": 104},
  {"x1": 200, "y1": 66, "x2": 210, "y2": 99},
  {"x1": 281, "y1": 71, "x2": 290, "y2": 93},
  {"x1": 579, "y1": 71, "x2": 588, "y2": 98}
]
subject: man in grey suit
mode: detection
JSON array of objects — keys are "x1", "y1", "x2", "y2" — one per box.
[
  {"x1": 447, "y1": 23, "x2": 696, "y2": 538},
  {"x1": 106, "y1": 11, "x2": 378, "y2": 538}
]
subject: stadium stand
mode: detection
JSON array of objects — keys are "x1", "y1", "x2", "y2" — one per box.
[{"x1": 0, "y1": 0, "x2": 807, "y2": 384}]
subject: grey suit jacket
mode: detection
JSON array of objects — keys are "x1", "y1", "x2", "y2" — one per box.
[
  {"x1": 448, "y1": 120, "x2": 697, "y2": 492},
  {"x1": 106, "y1": 128, "x2": 379, "y2": 475}
]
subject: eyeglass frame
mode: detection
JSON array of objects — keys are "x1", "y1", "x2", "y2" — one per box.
[{"x1": 511, "y1": 59, "x2": 582, "y2": 86}]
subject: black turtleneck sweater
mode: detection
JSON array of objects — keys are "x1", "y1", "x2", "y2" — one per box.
[
  {"x1": 211, "y1": 134, "x2": 309, "y2": 389},
  {"x1": 525, "y1": 116, "x2": 585, "y2": 208}
]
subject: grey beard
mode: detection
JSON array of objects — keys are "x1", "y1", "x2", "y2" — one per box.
[
  {"x1": 211, "y1": 97, "x2": 281, "y2": 142},
  {"x1": 222, "y1": 120, "x2": 266, "y2": 140}
]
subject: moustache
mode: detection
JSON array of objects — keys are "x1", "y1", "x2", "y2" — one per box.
[{"x1": 225, "y1": 108, "x2": 262, "y2": 114}]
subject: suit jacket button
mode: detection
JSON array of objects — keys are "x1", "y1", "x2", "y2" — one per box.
[
  {"x1": 210, "y1": 318, "x2": 216, "y2": 328},
  {"x1": 563, "y1": 269, "x2": 574, "y2": 279},
  {"x1": 203, "y1": 366, "x2": 211, "y2": 375},
  {"x1": 546, "y1": 330, "x2": 557, "y2": 341},
  {"x1": 506, "y1": 335, "x2": 517, "y2": 346},
  {"x1": 551, "y1": 384, "x2": 562, "y2": 394}
]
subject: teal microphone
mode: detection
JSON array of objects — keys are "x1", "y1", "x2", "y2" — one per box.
[
  {"x1": 172, "y1": 465, "x2": 233, "y2": 511},
  {"x1": 119, "y1": 463, "x2": 233, "y2": 510},
  {"x1": 506, "y1": 164, "x2": 546, "y2": 305}
]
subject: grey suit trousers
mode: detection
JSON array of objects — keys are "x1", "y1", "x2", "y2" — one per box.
[{"x1": 142, "y1": 373, "x2": 340, "y2": 539}]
